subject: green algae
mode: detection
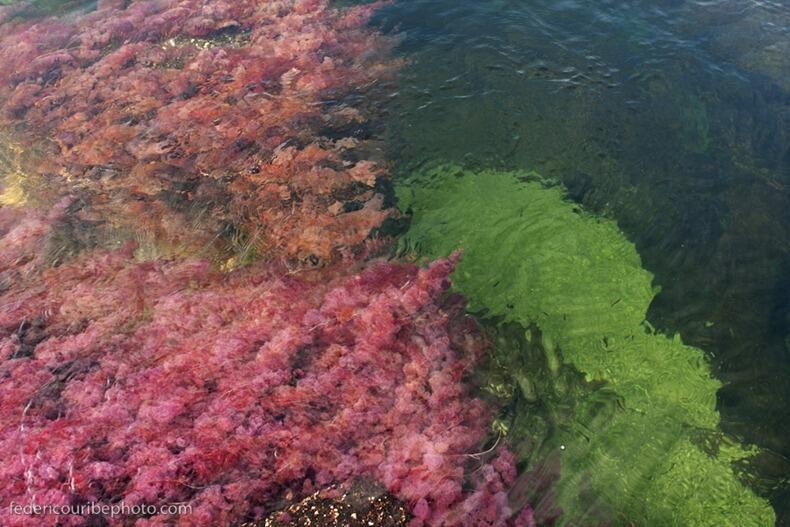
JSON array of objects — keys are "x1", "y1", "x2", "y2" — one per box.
[{"x1": 396, "y1": 164, "x2": 775, "y2": 526}]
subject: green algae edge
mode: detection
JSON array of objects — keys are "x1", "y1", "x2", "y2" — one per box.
[{"x1": 395, "y1": 164, "x2": 775, "y2": 526}]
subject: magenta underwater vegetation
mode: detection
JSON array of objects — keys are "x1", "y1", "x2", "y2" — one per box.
[
  {"x1": 0, "y1": 207, "x2": 531, "y2": 526},
  {"x1": 0, "y1": 0, "x2": 396, "y2": 262},
  {"x1": 0, "y1": 1, "x2": 533, "y2": 526}
]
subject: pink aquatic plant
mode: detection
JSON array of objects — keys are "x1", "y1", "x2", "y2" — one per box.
[
  {"x1": 0, "y1": 0, "x2": 397, "y2": 262},
  {"x1": 0, "y1": 1, "x2": 534, "y2": 524},
  {"x1": 0, "y1": 208, "x2": 531, "y2": 526}
]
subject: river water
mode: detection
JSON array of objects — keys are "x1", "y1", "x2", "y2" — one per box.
[
  {"x1": 371, "y1": 0, "x2": 789, "y2": 523},
  {"x1": 0, "y1": 0, "x2": 788, "y2": 524}
]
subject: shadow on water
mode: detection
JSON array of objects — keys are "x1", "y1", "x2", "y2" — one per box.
[{"x1": 371, "y1": 0, "x2": 790, "y2": 522}]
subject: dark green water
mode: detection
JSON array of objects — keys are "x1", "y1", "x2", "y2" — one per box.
[{"x1": 370, "y1": 0, "x2": 789, "y2": 523}]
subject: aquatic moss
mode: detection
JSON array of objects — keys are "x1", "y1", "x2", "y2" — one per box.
[{"x1": 396, "y1": 165, "x2": 775, "y2": 526}]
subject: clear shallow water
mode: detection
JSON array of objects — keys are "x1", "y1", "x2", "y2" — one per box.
[
  {"x1": 370, "y1": 0, "x2": 790, "y2": 523},
  {"x1": 0, "y1": 0, "x2": 787, "y2": 524}
]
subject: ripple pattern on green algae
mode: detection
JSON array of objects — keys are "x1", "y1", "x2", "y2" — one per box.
[{"x1": 396, "y1": 164, "x2": 775, "y2": 526}]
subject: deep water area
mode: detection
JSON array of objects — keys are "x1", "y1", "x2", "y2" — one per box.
[{"x1": 0, "y1": 0, "x2": 788, "y2": 526}]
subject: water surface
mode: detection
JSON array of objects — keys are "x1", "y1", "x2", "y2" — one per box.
[{"x1": 372, "y1": 0, "x2": 790, "y2": 522}]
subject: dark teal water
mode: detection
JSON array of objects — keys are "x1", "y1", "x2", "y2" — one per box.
[{"x1": 370, "y1": 0, "x2": 790, "y2": 523}]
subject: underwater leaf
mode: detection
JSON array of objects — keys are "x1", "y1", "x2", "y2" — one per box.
[{"x1": 396, "y1": 165, "x2": 775, "y2": 526}]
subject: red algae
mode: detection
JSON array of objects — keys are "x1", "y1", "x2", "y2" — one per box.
[
  {"x1": 0, "y1": 207, "x2": 531, "y2": 526},
  {"x1": 0, "y1": 0, "x2": 396, "y2": 262}
]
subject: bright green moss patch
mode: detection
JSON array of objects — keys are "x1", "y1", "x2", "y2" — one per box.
[{"x1": 396, "y1": 165, "x2": 775, "y2": 526}]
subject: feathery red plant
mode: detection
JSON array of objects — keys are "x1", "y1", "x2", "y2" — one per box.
[
  {"x1": 0, "y1": 206, "x2": 532, "y2": 527},
  {"x1": 0, "y1": 0, "x2": 396, "y2": 261}
]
